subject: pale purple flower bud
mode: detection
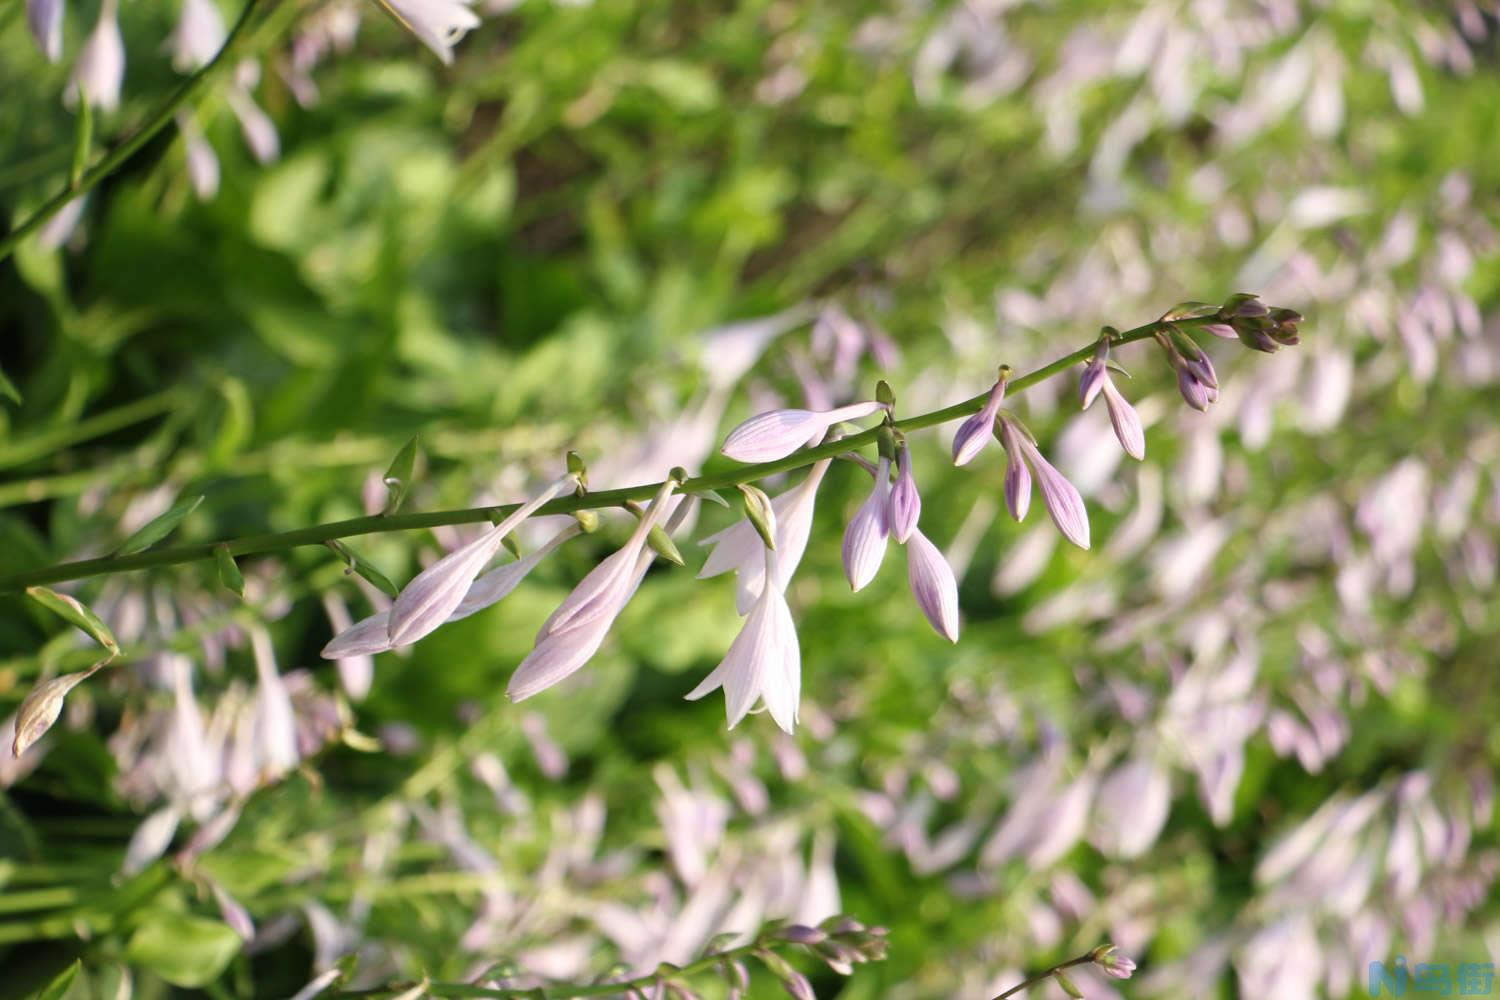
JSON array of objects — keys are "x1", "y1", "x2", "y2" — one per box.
[
  {"x1": 1078, "y1": 341, "x2": 1109, "y2": 409},
  {"x1": 780, "y1": 971, "x2": 816, "y2": 1000},
  {"x1": 906, "y1": 529, "x2": 959, "y2": 642},
  {"x1": 721, "y1": 401, "x2": 886, "y2": 463},
  {"x1": 378, "y1": 0, "x2": 481, "y2": 65},
  {"x1": 228, "y1": 85, "x2": 279, "y2": 164},
  {"x1": 1203, "y1": 322, "x2": 1237, "y2": 339},
  {"x1": 888, "y1": 445, "x2": 921, "y2": 543},
  {"x1": 842, "y1": 456, "x2": 891, "y2": 591},
  {"x1": 171, "y1": 0, "x2": 226, "y2": 72},
  {"x1": 251, "y1": 628, "x2": 299, "y2": 778},
  {"x1": 122, "y1": 805, "x2": 181, "y2": 875},
  {"x1": 27, "y1": 0, "x2": 65, "y2": 62},
  {"x1": 452, "y1": 523, "x2": 580, "y2": 620},
  {"x1": 321, "y1": 593, "x2": 373, "y2": 701},
  {"x1": 951, "y1": 374, "x2": 1007, "y2": 466},
  {"x1": 508, "y1": 483, "x2": 679, "y2": 701},
  {"x1": 1184, "y1": 353, "x2": 1218, "y2": 390},
  {"x1": 1101, "y1": 378, "x2": 1145, "y2": 460},
  {"x1": 1176, "y1": 364, "x2": 1214, "y2": 411},
  {"x1": 998, "y1": 420, "x2": 1032, "y2": 522},
  {"x1": 210, "y1": 879, "x2": 256, "y2": 940},
  {"x1": 1093, "y1": 946, "x2": 1137, "y2": 980},
  {"x1": 685, "y1": 546, "x2": 801, "y2": 732},
  {"x1": 177, "y1": 112, "x2": 220, "y2": 200},
  {"x1": 387, "y1": 473, "x2": 575, "y2": 648},
  {"x1": 69, "y1": 0, "x2": 125, "y2": 112},
  {"x1": 1090, "y1": 757, "x2": 1170, "y2": 858},
  {"x1": 999, "y1": 418, "x2": 1090, "y2": 549}
]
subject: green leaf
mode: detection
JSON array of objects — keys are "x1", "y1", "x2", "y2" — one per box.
[
  {"x1": 32, "y1": 958, "x2": 80, "y2": 1000},
  {"x1": 125, "y1": 913, "x2": 241, "y2": 988},
  {"x1": 1054, "y1": 971, "x2": 1084, "y2": 999},
  {"x1": 326, "y1": 540, "x2": 399, "y2": 598},
  {"x1": 115, "y1": 494, "x2": 204, "y2": 556},
  {"x1": 25, "y1": 586, "x2": 119, "y2": 655},
  {"x1": 0, "y1": 365, "x2": 20, "y2": 405},
  {"x1": 214, "y1": 545, "x2": 245, "y2": 597},
  {"x1": 70, "y1": 101, "x2": 93, "y2": 188},
  {"x1": 382, "y1": 435, "x2": 419, "y2": 515}
]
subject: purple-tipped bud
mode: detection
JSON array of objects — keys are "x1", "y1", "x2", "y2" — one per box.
[
  {"x1": 1176, "y1": 365, "x2": 1214, "y2": 411},
  {"x1": 721, "y1": 402, "x2": 886, "y2": 464},
  {"x1": 1079, "y1": 340, "x2": 1110, "y2": 409},
  {"x1": 998, "y1": 420, "x2": 1033, "y2": 522},
  {"x1": 1092, "y1": 945, "x2": 1138, "y2": 980},
  {"x1": 779, "y1": 924, "x2": 828, "y2": 945},
  {"x1": 1183, "y1": 353, "x2": 1218, "y2": 390},
  {"x1": 888, "y1": 446, "x2": 921, "y2": 544},
  {"x1": 27, "y1": 0, "x2": 64, "y2": 62},
  {"x1": 906, "y1": 529, "x2": 960, "y2": 642},
  {"x1": 1203, "y1": 322, "x2": 1237, "y2": 339},
  {"x1": 951, "y1": 372, "x2": 1008, "y2": 466},
  {"x1": 843, "y1": 457, "x2": 891, "y2": 590},
  {"x1": 780, "y1": 971, "x2": 816, "y2": 1000}
]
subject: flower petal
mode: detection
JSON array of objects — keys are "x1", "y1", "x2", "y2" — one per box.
[
  {"x1": 721, "y1": 402, "x2": 884, "y2": 463},
  {"x1": 906, "y1": 529, "x2": 960, "y2": 641}
]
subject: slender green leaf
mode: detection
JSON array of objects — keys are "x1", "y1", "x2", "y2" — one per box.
[
  {"x1": 326, "y1": 540, "x2": 399, "y2": 597},
  {"x1": 382, "y1": 435, "x2": 419, "y2": 515},
  {"x1": 33, "y1": 959, "x2": 81, "y2": 1000},
  {"x1": 25, "y1": 586, "x2": 119, "y2": 654},
  {"x1": 115, "y1": 494, "x2": 204, "y2": 555}
]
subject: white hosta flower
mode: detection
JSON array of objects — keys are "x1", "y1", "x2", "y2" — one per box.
[
  {"x1": 1090, "y1": 756, "x2": 1171, "y2": 859},
  {"x1": 699, "y1": 459, "x2": 831, "y2": 614},
  {"x1": 998, "y1": 417, "x2": 1091, "y2": 550},
  {"x1": 720, "y1": 401, "x2": 886, "y2": 464},
  {"x1": 176, "y1": 112, "x2": 221, "y2": 200},
  {"x1": 905, "y1": 528, "x2": 959, "y2": 642},
  {"x1": 122, "y1": 805, "x2": 182, "y2": 875},
  {"x1": 685, "y1": 547, "x2": 800, "y2": 733},
  {"x1": 842, "y1": 456, "x2": 891, "y2": 590},
  {"x1": 507, "y1": 483, "x2": 680, "y2": 701},
  {"x1": 228, "y1": 86, "x2": 280, "y2": 164},
  {"x1": 171, "y1": 0, "x2": 226, "y2": 71},
  {"x1": 27, "y1": 0, "x2": 65, "y2": 63},
  {"x1": 69, "y1": 0, "x2": 125, "y2": 112},
  {"x1": 387, "y1": 473, "x2": 576, "y2": 648},
  {"x1": 250, "y1": 628, "x2": 299, "y2": 779},
  {"x1": 373, "y1": 0, "x2": 481, "y2": 65}
]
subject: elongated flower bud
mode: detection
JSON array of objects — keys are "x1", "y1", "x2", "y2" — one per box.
[
  {"x1": 171, "y1": 0, "x2": 226, "y2": 71},
  {"x1": 1101, "y1": 378, "x2": 1145, "y2": 460},
  {"x1": 998, "y1": 420, "x2": 1032, "y2": 522},
  {"x1": 508, "y1": 481, "x2": 680, "y2": 701},
  {"x1": 69, "y1": 0, "x2": 124, "y2": 112},
  {"x1": 888, "y1": 443, "x2": 921, "y2": 544},
  {"x1": 1078, "y1": 340, "x2": 1109, "y2": 409},
  {"x1": 721, "y1": 401, "x2": 886, "y2": 463},
  {"x1": 11, "y1": 665, "x2": 101, "y2": 757},
  {"x1": 998, "y1": 417, "x2": 1090, "y2": 549},
  {"x1": 951, "y1": 370, "x2": 1009, "y2": 466},
  {"x1": 27, "y1": 0, "x2": 64, "y2": 62},
  {"x1": 387, "y1": 473, "x2": 575, "y2": 648},
  {"x1": 906, "y1": 529, "x2": 959, "y2": 641},
  {"x1": 843, "y1": 456, "x2": 891, "y2": 591}
]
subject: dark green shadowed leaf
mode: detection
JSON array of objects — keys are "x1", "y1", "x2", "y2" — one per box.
[{"x1": 33, "y1": 959, "x2": 80, "y2": 1000}]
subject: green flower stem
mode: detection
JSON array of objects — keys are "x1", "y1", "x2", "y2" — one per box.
[
  {"x1": 989, "y1": 951, "x2": 1098, "y2": 999},
  {"x1": 0, "y1": 0, "x2": 269, "y2": 264},
  {"x1": 333, "y1": 936, "x2": 771, "y2": 998},
  {"x1": 0, "y1": 315, "x2": 1215, "y2": 593}
]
